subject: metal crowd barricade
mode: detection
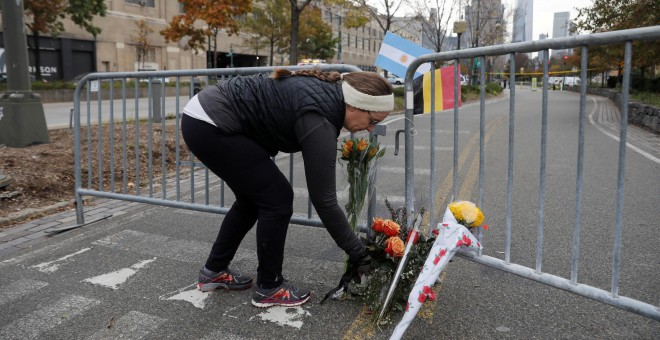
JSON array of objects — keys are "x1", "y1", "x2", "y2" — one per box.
[
  {"x1": 403, "y1": 26, "x2": 659, "y2": 320},
  {"x1": 72, "y1": 65, "x2": 362, "y2": 229}
]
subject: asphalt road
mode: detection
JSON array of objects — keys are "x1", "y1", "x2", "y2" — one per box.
[{"x1": 1, "y1": 89, "x2": 658, "y2": 339}]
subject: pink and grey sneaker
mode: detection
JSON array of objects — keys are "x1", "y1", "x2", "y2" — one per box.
[
  {"x1": 251, "y1": 280, "x2": 311, "y2": 308},
  {"x1": 197, "y1": 267, "x2": 253, "y2": 292}
]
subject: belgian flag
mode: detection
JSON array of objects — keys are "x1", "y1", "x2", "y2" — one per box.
[{"x1": 412, "y1": 66, "x2": 462, "y2": 115}]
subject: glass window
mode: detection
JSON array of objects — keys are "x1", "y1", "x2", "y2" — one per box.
[{"x1": 126, "y1": 0, "x2": 155, "y2": 7}]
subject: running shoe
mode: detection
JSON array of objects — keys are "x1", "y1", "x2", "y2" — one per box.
[
  {"x1": 197, "y1": 267, "x2": 253, "y2": 292},
  {"x1": 251, "y1": 280, "x2": 311, "y2": 308}
]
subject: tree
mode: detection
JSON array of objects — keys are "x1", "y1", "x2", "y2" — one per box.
[
  {"x1": 161, "y1": 0, "x2": 252, "y2": 69},
  {"x1": 461, "y1": 0, "x2": 508, "y2": 48},
  {"x1": 23, "y1": 0, "x2": 107, "y2": 80},
  {"x1": 574, "y1": 0, "x2": 659, "y2": 80},
  {"x1": 132, "y1": 20, "x2": 154, "y2": 71},
  {"x1": 287, "y1": 0, "x2": 314, "y2": 65},
  {"x1": 339, "y1": 0, "x2": 413, "y2": 76},
  {"x1": 413, "y1": 0, "x2": 459, "y2": 53},
  {"x1": 245, "y1": 0, "x2": 338, "y2": 65},
  {"x1": 244, "y1": 0, "x2": 290, "y2": 66},
  {"x1": 297, "y1": 6, "x2": 339, "y2": 60}
]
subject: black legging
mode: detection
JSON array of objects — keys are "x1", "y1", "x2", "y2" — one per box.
[{"x1": 181, "y1": 114, "x2": 292, "y2": 288}]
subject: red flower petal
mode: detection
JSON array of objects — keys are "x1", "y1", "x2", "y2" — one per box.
[
  {"x1": 418, "y1": 293, "x2": 427, "y2": 303},
  {"x1": 423, "y1": 286, "x2": 432, "y2": 294},
  {"x1": 429, "y1": 290, "x2": 436, "y2": 301}
]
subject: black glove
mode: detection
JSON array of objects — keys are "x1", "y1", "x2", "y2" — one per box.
[
  {"x1": 320, "y1": 254, "x2": 373, "y2": 304},
  {"x1": 350, "y1": 254, "x2": 373, "y2": 281}
]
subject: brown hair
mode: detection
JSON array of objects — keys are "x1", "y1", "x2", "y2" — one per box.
[{"x1": 271, "y1": 67, "x2": 393, "y2": 96}]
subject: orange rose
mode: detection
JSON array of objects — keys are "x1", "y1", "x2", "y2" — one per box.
[
  {"x1": 367, "y1": 146, "x2": 378, "y2": 158},
  {"x1": 382, "y1": 220, "x2": 401, "y2": 237},
  {"x1": 341, "y1": 140, "x2": 353, "y2": 158},
  {"x1": 385, "y1": 236, "x2": 405, "y2": 257},
  {"x1": 343, "y1": 139, "x2": 354, "y2": 150},
  {"x1": 357, "y1": 139, "x2": 369, "y2": 151},
  {"x1": 371, "y1": 217, "x2": 385, "y2": 233}
]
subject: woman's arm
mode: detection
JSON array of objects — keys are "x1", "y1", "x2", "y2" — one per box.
[{"x1": 296, "y1": 113, "x2": 367, "y2": 262}]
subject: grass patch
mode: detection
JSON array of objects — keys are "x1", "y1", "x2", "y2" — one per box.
[{"x1": 630, "y1": 91, "x2": 660, "y2": 107}]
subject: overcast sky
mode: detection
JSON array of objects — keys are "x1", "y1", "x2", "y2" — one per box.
[
  {"x1": 389, "y1": 0, "x2": 595, "y2": 40},
  {"x1": 520, "y1": 0, "x2": 594, "y2": 39}
]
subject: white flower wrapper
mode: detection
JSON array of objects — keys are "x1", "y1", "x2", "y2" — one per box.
[{"x1": 389, "y1": 207, "x2": 482, "y2": 340}]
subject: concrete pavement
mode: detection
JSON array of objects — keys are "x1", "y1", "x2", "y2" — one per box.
[{"x1": 1, "y1": 92, "x2": 658, "y2": 339}]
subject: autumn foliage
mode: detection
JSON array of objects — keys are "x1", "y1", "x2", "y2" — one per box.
[{"x1": 160, "y1": 0, "x2": 252, "y2": 54}]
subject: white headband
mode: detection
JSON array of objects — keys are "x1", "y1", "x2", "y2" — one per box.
[{"x1": 341, "y1": 80, "x2": 394, "y2": 112}]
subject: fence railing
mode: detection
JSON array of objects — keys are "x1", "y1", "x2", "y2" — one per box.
[
  {"x1": 72, "y1": 26, "x2": 659, "y2": 321},
  {"x1": 403, "y1": 26, "x2": 659, "y2": 320},
  {"x1": 72, "y1": 64, "x2": 365, "y2": 229}
]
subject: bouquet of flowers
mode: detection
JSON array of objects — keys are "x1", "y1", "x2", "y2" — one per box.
[
  {"x1": 448, "y1": 200, "x2": 488, "y2": 229},
  {"x1": 339, "y1": 136, "x2": 386, "y2": 233},
  {"x1": 389, "y1": 201, "x2": 488, "y2": 339},
  {"x1": 352, "y1": 200, "x2": 435, "y2": 324}
]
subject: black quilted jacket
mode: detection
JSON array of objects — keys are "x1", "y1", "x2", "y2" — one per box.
[{"x1": 199, "y1": 73, "x2": 345, "y2": 156}]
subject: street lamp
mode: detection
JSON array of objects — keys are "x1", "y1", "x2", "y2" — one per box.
[
  {"x1": 454, "y1": 21, "x2": 467, "y2": 51},
  {"x1": 454, "y1": 21, "x2": 467, "y2": 81}
]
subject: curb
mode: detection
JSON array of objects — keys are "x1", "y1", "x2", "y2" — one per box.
[{"x1": 0, "y1": 200, "x2": 75, "y2": 228}]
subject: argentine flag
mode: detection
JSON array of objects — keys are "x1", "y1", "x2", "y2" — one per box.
[{"x1": 375, "y1": 32, "x2": 433, "y2": 79}]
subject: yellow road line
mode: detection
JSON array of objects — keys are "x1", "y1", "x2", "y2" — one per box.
[
  {"x1": 418, "y1": 116, "x2": 505, "y2": 321},
  {"x1": 341, "y1": 113, "x2": 506, "y2": 336},
  {"x1": 458, "y1": 117, "x2": 503, "y2": 201},
  {"x1": 342, "y1": 306, "x2": 378, "y2": 340}
]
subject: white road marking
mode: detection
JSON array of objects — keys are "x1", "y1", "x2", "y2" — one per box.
[
  {"x1": 30, "y1": 247, "x2": 92, "y2": 273},
  {"x1": 588, "y1": 96, "x2": 660, "y2": 164},
  {"x1": 251, "y1": 306, "x2": 312, "y2": 329},
  {"x1": 223, "y1": 302, "x2": 249, "y2": 319},
  {"x1": 162, "y1": 284, "x2": 210, "y2": 309},
  {"x1": 83, "y1": 257, "x2": 156, "y2": 289},
  {"x1": 0, "y1": 279, "x2": 49, "y2": 306},
  {"x1": 0, "y1": 295, "x2": 100, "y2": 340}
]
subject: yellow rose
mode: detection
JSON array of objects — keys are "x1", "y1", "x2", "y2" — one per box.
[
  {"x1": 470, "y1": 209, "x2": 484, "y2": 227},
  {"x1": 367, "y1": 146, "x2": 378, "y2": 158},
  {"x1": 449, "y1": 203, "x2": 464, "y2": 222}
]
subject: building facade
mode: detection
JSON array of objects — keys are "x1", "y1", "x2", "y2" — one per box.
[
  {"x1": 512, "y1": 0, "x2": 532, "y2": 43},
  {"x1": 1, "y1": 0, "x2": 423, "y2": 81},
  {"x1": 552, "y1": 12, "x2": 575, "y2": 58}
]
